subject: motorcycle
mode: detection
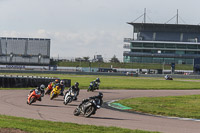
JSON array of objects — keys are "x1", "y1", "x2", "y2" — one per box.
[
  {"x1": 50, "y1": 86, "x2": 61, "y2": 100},
  {"x1": 73, "y1": 98, "x2": 101, "y2": 117},
  {"x1": 165, "y1": 76, "x2": 173, "y2": 80},
  {"x1": 63, "y1": 89, "x2": 77, "y2": 105},
  {"x1": 87, "y1": 82, "x2": 100, "y2": 92},
  {"x1": 27, "y1": 90, "x2": 42, "y2": 105},
  {"x1": 45, "y1": 84, "x2": 53, "y2": 95}
]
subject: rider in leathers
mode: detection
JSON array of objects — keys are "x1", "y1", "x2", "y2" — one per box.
[
  {"x1": 90, "y1": 78, "x2": 100, "y2": 90},
  {"x1": 65, "y1": 82, "x2": 80, "y2": 100},
  {"x1": 81, "y1": 92, "x2": 103, "y2": 108},
  {"x1": 29, "y1": 84, "x2": 45, "y2": 101}
]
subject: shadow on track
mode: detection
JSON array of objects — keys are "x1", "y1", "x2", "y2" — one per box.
[
  {"x1": 31, "y1": 104, "x2": 63, "y2": 108},
  {"x1": 90, "y1": 116, "x2": 129, "y2": 121},
  {"x1": 51, "y1": 99, "x2": 63, "y2": 101},
  {"x1": 66, "y1": 103, "x2": 78, "y2": 106},
  {"x1": 98, "y1": 91, "x2": 120, "y2": 94}
]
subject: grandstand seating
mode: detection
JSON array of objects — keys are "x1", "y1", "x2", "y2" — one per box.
[
  {"x1": 0, "y1": 37, "x2": 50, "y2": 65},
  {"x1": 138, "y1": 31, "x2": 200, "y2": 42}
]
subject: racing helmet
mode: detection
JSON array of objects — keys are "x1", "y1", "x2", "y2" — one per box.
[
  {"x1": 40, "y1": 84, "x2": 45, "y2": 90},
  {"x1": 98, "y1": 92, "x2": 103, "y2": 99},
  {"x1": 55, "y1": 79, "x2": 60, "y2": 83},
  {"x1": 95, "y1": 78, "x2": 100, "y2": 83},
  {"x1": 60, "y1": 80, "x2": 64, "y2": 85},
  {"x1": 75, "y1": 82, "x2": 79, "y2": 87}
]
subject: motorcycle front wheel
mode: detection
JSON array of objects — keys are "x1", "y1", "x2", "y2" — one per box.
[
  {"x1": 64, "y1": 96, "x2": 71, "y2": 105},
  {"x1": 29, "y1": 96, "x2": 36, "y2": 105},
  {"x1": 50, "y1": 92, "x2": 56, "y2": 100},
  {"x1": 87, "y1": 86, "x2": 91, "y2": 92},
  {"x1": 73, "y1": 107, "x2": 81, "y2": 116},
  {"x1": 84, "y1": 105, "x2": 95, "y2": 117},
  {"x1": 45, "y1": 89, "x2": 51, "y2": 95}
]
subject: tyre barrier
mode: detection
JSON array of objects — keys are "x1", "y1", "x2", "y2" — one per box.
[{"x1": 0, "y1": 75, "x2": 71, "y2": 88}]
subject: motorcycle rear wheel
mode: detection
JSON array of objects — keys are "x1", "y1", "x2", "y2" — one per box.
[
  {"x1": 84, "y1": 106, "x2": 95, "y2": 117},
  {"x1": 74, "y1": 107, "x2": 81, "y2": 116}
]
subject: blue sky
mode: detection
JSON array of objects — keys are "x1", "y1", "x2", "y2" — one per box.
[{"x1": 0, "y1": 0, "x2": 199, "y2": 61}]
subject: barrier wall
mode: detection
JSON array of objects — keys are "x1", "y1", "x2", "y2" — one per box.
[{"x1": 0, "y1": 75, "x2": 71, "y2": 88}]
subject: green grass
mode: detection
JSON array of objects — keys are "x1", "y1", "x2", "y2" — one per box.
[
  {"x1": 55, "y1": 61, "x2": 193, "y2": 70},
  {"x1": 116, "y1": 95, "x2": 200, "y2": 119},
  {"x1": 1, "y1": 73, "x2": 200, "y2": 90},
  {"x1": 0, "y1": 115, "x2": 159, "y2": 133}
]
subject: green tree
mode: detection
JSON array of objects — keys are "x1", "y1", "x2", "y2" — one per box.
[
  {"x1": 110, "y1": 55, "x2": 120, "y2": 63},
  {"x1": 83, "y1": 56, "x2": 90, "y2": 62}
]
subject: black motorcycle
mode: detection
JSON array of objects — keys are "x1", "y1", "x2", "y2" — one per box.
[{"x1": 73, "y1": 98, "x2": 101, "y2": 117}]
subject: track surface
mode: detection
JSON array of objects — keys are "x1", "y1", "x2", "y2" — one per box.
[{"x1": 1, "y1": 89, "x2": 200, "y2": 133}]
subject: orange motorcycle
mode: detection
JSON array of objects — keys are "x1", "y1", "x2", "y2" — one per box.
[
  {"x1": 27, "y1": 90, "x2": 42, "y2": 105},
  {"x1": 45, "y1": 84, "x2": 53, "y2": 95}
]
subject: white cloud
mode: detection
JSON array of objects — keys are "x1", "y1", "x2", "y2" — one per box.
[
  {"x1": 0, "y1": 29, "x2": 126, "y2": 61},
  {"x1": 0, "y1": 0, "x2": 200, "y2": 62}
]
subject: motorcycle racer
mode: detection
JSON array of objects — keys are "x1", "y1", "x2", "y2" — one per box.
[
  {"x1": 45, "y1": 79, "x2": 60, "y2": 95},
  {"x1": 29, "y1": 84, "x2": 45, "y2": 101},
  {"x1": 54, "y1": 80, "x2": 65, "y2": 96},
  {"x1": 74, "y1": 92, "x2": 103, "y2": 117},
  {"x1": 88, "y1": 78, "x2": 101, "y2": 91},
  {"x1": 94, "y1": 78, "x2": 100, "y2": 89},
  {"x1": 82, "y1": 92, "x2": 103, "y2": 107},
  {"x1": 65, "y1": 82, "x2": 80, "y2": 100}
]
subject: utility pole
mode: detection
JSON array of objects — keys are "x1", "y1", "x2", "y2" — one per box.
[
  {"x1": 144, "y1": 8, "x2": 146, "y2": 23},
  {"x1": 177, "y1": 9, "x2": 178, "y2": 24}
]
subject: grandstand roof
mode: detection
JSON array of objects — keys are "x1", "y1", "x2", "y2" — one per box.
[
  {"x1": 128, "y1": 22, "x2": 200, "y2": 33},
  {"x1": 0, "y1": 37, "x2": 50, "y2": 41}
]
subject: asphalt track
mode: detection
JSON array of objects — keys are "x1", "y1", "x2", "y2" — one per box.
[{"x1": 1, "y1": 89, "x2": 200, "y2": 133}]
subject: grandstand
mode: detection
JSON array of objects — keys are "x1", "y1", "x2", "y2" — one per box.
[
  {"x1": 0, "y1": 37, "x2": 50, "y2": 65},
  {"x1": 123, "y1": 23, "x2": 200, "y2": 64}
]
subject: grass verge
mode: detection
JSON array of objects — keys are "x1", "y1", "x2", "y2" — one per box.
[
  {"x1": 55, "y1": 61, "x2": 193, "y2": 70},
  {"x1": 1, "y1": 73, "x2": 200, "y2": 90},
  {"x1": 0, "y1": 115, "x2": 159, "y2": 133},
  {"x1": 116, "y1": 95, "x2": 200, "y2": 119}
]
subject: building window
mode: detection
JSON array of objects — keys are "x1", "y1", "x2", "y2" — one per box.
[
  {"x1": 185, "y1": 59, "x2": 193, "y2": 64},
  {"x1": 142, "y1": 57, "x2": 152, "y2": 63},
  {"x1": 165, "y1": 44, "x2": 175, "y2": 48},
  {"x1": 132, "y1": 43, "x2": 142, "y2": 47},
  {"x1": 143, "y1": 43, "x2": 154, "y2": 47},
  {"x1": 187, "y1": 44, "x2": 197, "y2": 49},
  {"x1": 164, "y1": 58, "x2": 174, "y2": 64},
  {"x1": 163, "y1": 50, "x2": 175, "y2": 54},
  {"x1": 176, "y1": 44, "x2": 186, "y2": 49},
  {"x1": 132, "y1": 57, "x2": 142, "y2": 63},
  {"x1": 132, "y1": 49, "x2": 142, "y2": 52},
  {"x1": 143, "y1": 49, "x2": 152, "y2": 53},
  {"x1": 175, "y1": 58, "x2": 185, "y2": 64},
  {"x1": 155, "y1": 44, "x2": 164, "y2": 48},
  {"x1": 185, "y1": 51, "x2": 196, "y2": 54},
  {"x1": 175, "y1": 51, "x2": 185, "y2": 54},
  {"x1": 153, "y1": 57, "x2": 163, "y2": 63}
]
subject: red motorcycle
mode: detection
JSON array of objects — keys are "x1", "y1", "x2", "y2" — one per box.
[
  {"x1": 45, "y1": 84, "x2": 53, "y2": 95},
  {"x1": 27, "y1": 89, "x2": 42, "y2": 105}
]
